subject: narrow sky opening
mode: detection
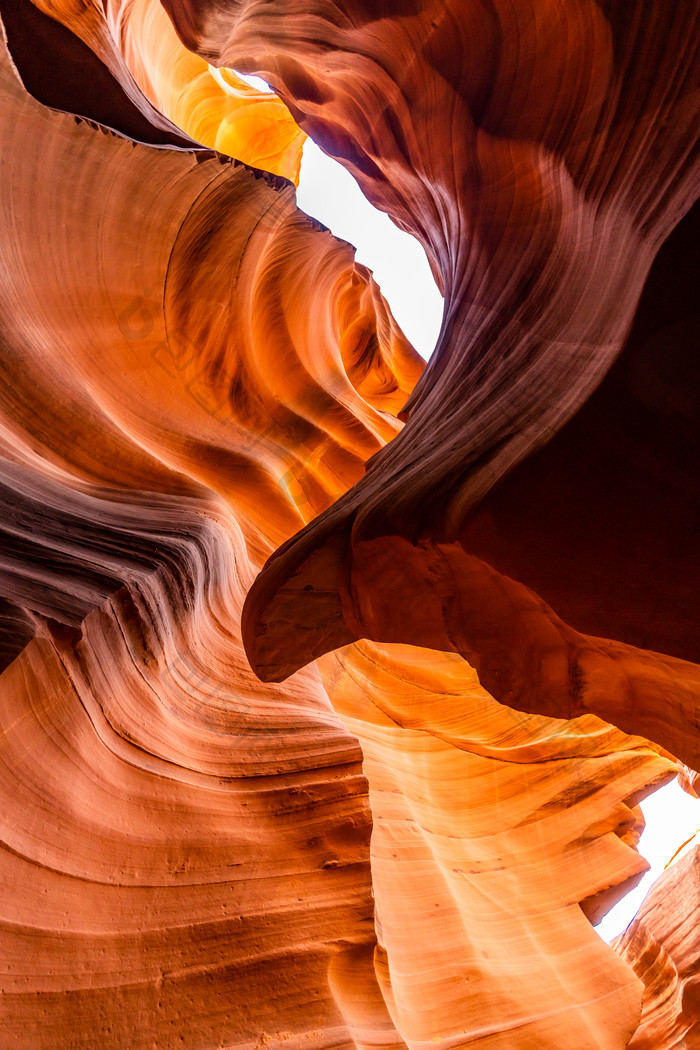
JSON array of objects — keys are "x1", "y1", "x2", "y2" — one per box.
[
  {"x1": 232, "y1": 72, "x2": 271, "y2": 93},
  {"x1": 595, "y1": 777, "x2": 700, "y2": 942},
  {"x1": 234, "y1": 71, "x2": 443, "y2": 359},
  {"x1": 233, "y1": 71, "x2": 700, "y2": 947},
  {"x1": 296, "y1": 140, "x2": 443, "y2": 361}
]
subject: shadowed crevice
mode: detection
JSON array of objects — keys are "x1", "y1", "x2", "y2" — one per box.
[{"x1": 0, "y1": 0, "x2": 197, "y2": 147}]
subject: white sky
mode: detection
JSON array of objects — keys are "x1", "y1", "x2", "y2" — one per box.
[
  {"x1": 296, "y1": 140, "x2": 444, "y2": 360},
  {"x1": 237, "y1": 72, "x2": 700, "y2": 946},
  {"x1": 597, "y1": 778, "x2": 700, "y2": 941}
]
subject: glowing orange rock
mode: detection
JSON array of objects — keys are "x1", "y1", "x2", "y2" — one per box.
[
  {"x1": 614, "y1": 846, "x2": 700, "y2": 1048},
  {"x1": 10, "y1": 0, "x2": 305, "y2": 179},
  {"x1": 108, "y1": 0, "x2": 305, "y2": 181},
  {"x1": 319, "y1": 640, "x2": 675, "y2": 1048},
  {"x1": 0, "y1": 1, "x2": 698, "y2": 1047}
]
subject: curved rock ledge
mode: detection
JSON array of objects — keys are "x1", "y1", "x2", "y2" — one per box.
[{"x1": 227, "y1": 0, "x2": 700, "y2": 769}]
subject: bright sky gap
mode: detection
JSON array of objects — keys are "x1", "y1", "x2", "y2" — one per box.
[
  {"x1": 296, "y1": 139, "x2": 443, "y2": 360},
  {"x1": 233, "y1": 72, "x2": 443, "y2": 360}
]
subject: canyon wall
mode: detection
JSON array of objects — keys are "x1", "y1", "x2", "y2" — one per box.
[{"x1": 0, "y1": 1, "x2": 698, "y2": 1047}]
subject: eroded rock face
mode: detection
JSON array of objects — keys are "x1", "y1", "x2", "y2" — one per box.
[
  {"x1": 0, "y1": 15, "x2": 409, "y2": 1045},
  {"x1": 218, "y1": 0, "x2": 700, "y2": 767},
  {"x1": 615, "y1": 846, "x2": 700, "y2": 1048},
  {"x1": 319, "y1": 640, "x2": 675, "y2": 1048},
  {"x1": 0, "y1": 1, "x2": 698, "y2": 1048}
]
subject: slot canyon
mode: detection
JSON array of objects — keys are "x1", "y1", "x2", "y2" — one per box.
[{"x1": 0, "y1": 1, "x2": 698, "y2": 1047}]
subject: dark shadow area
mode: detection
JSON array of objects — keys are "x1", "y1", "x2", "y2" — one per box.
[
  {"x1": 461, "y1": 201, "x2": 700, "y2": 661},
  {"x1": 0, "y1": 0, "x2": 198, "y2": 147}
]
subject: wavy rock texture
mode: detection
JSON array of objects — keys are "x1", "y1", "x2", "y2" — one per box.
[
  {"x1": 207, "y1": 0, "x2": 700, "y2": 769},
  {"x1": 614, "y1": 846, "x2": 700, "y2": 1048},
  {"x1": 0, "y1": 16, "x2": 411, "y2": 1046},
  {"x1": 106, "y1": 0, "x2": 306, "y2": 180},
  {"x1": 0, "y1": 1, "x2": 698, "y2": 1049},
  {"x1": 319, "y1": 641, "x2": 675, "y2": 1048}
]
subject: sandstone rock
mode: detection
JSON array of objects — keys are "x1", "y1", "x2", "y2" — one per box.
[{"x1": 0, "y1": 1, "x2": 698, "y2": 1046}]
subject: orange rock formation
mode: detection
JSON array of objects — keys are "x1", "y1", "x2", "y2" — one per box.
[
  {"x1": 108, "y1": 0, "x2": 306, "y2": 180},
  {"x1": 615, "y1": 843, "x2": 700, "y2": 1047},
  {"x1": 231, "y1": 0, "x2": 700, "y2": 760},
  {"x1": 0, "y1": 1, "x2": 698, "y2": 1048}
]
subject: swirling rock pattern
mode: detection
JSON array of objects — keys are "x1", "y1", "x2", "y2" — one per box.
[
  {"x1": 0, "y1": 15, "x2": 410, "y2": 1045},
  {"x1": 0, "y1": 0, "x2": 698, "y2": 1048},
  {"x1": 219, "y1": 0, "x2": 700, "y2": 769}
]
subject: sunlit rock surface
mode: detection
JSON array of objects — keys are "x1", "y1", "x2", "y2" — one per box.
[
  {"x1": 319, "y1": 641, "x2": 674, "y2": 1048},
  {"x1": 0, "y1": 1, "x2": 698, "y2": 1048},
  {"x1": 108, "y1": 0, "x2": 306, "y2": 181},
  {"x1": 614, "y1": 846, "x2": 700, "y2": 1048},
  {"x1": 5, "y1": 0, "x2": 305, "y2": 177}
]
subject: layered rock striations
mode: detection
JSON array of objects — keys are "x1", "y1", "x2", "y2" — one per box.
[
  {"x1": 221, "y1": 0, "x2": 700, "y2": 768},
  {"x1": 614, "y1": 844, "x2": 700, "y2": 1047},
  {"x1": 0, "y1": 1, "x2": 698, "y2": 1048},
  {"x1": 319, "y1": 641, "x2": 675, "y2": 1048},
  {"x1": 0, "y1": 13, "x2": 409, "y2": 1044}
]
